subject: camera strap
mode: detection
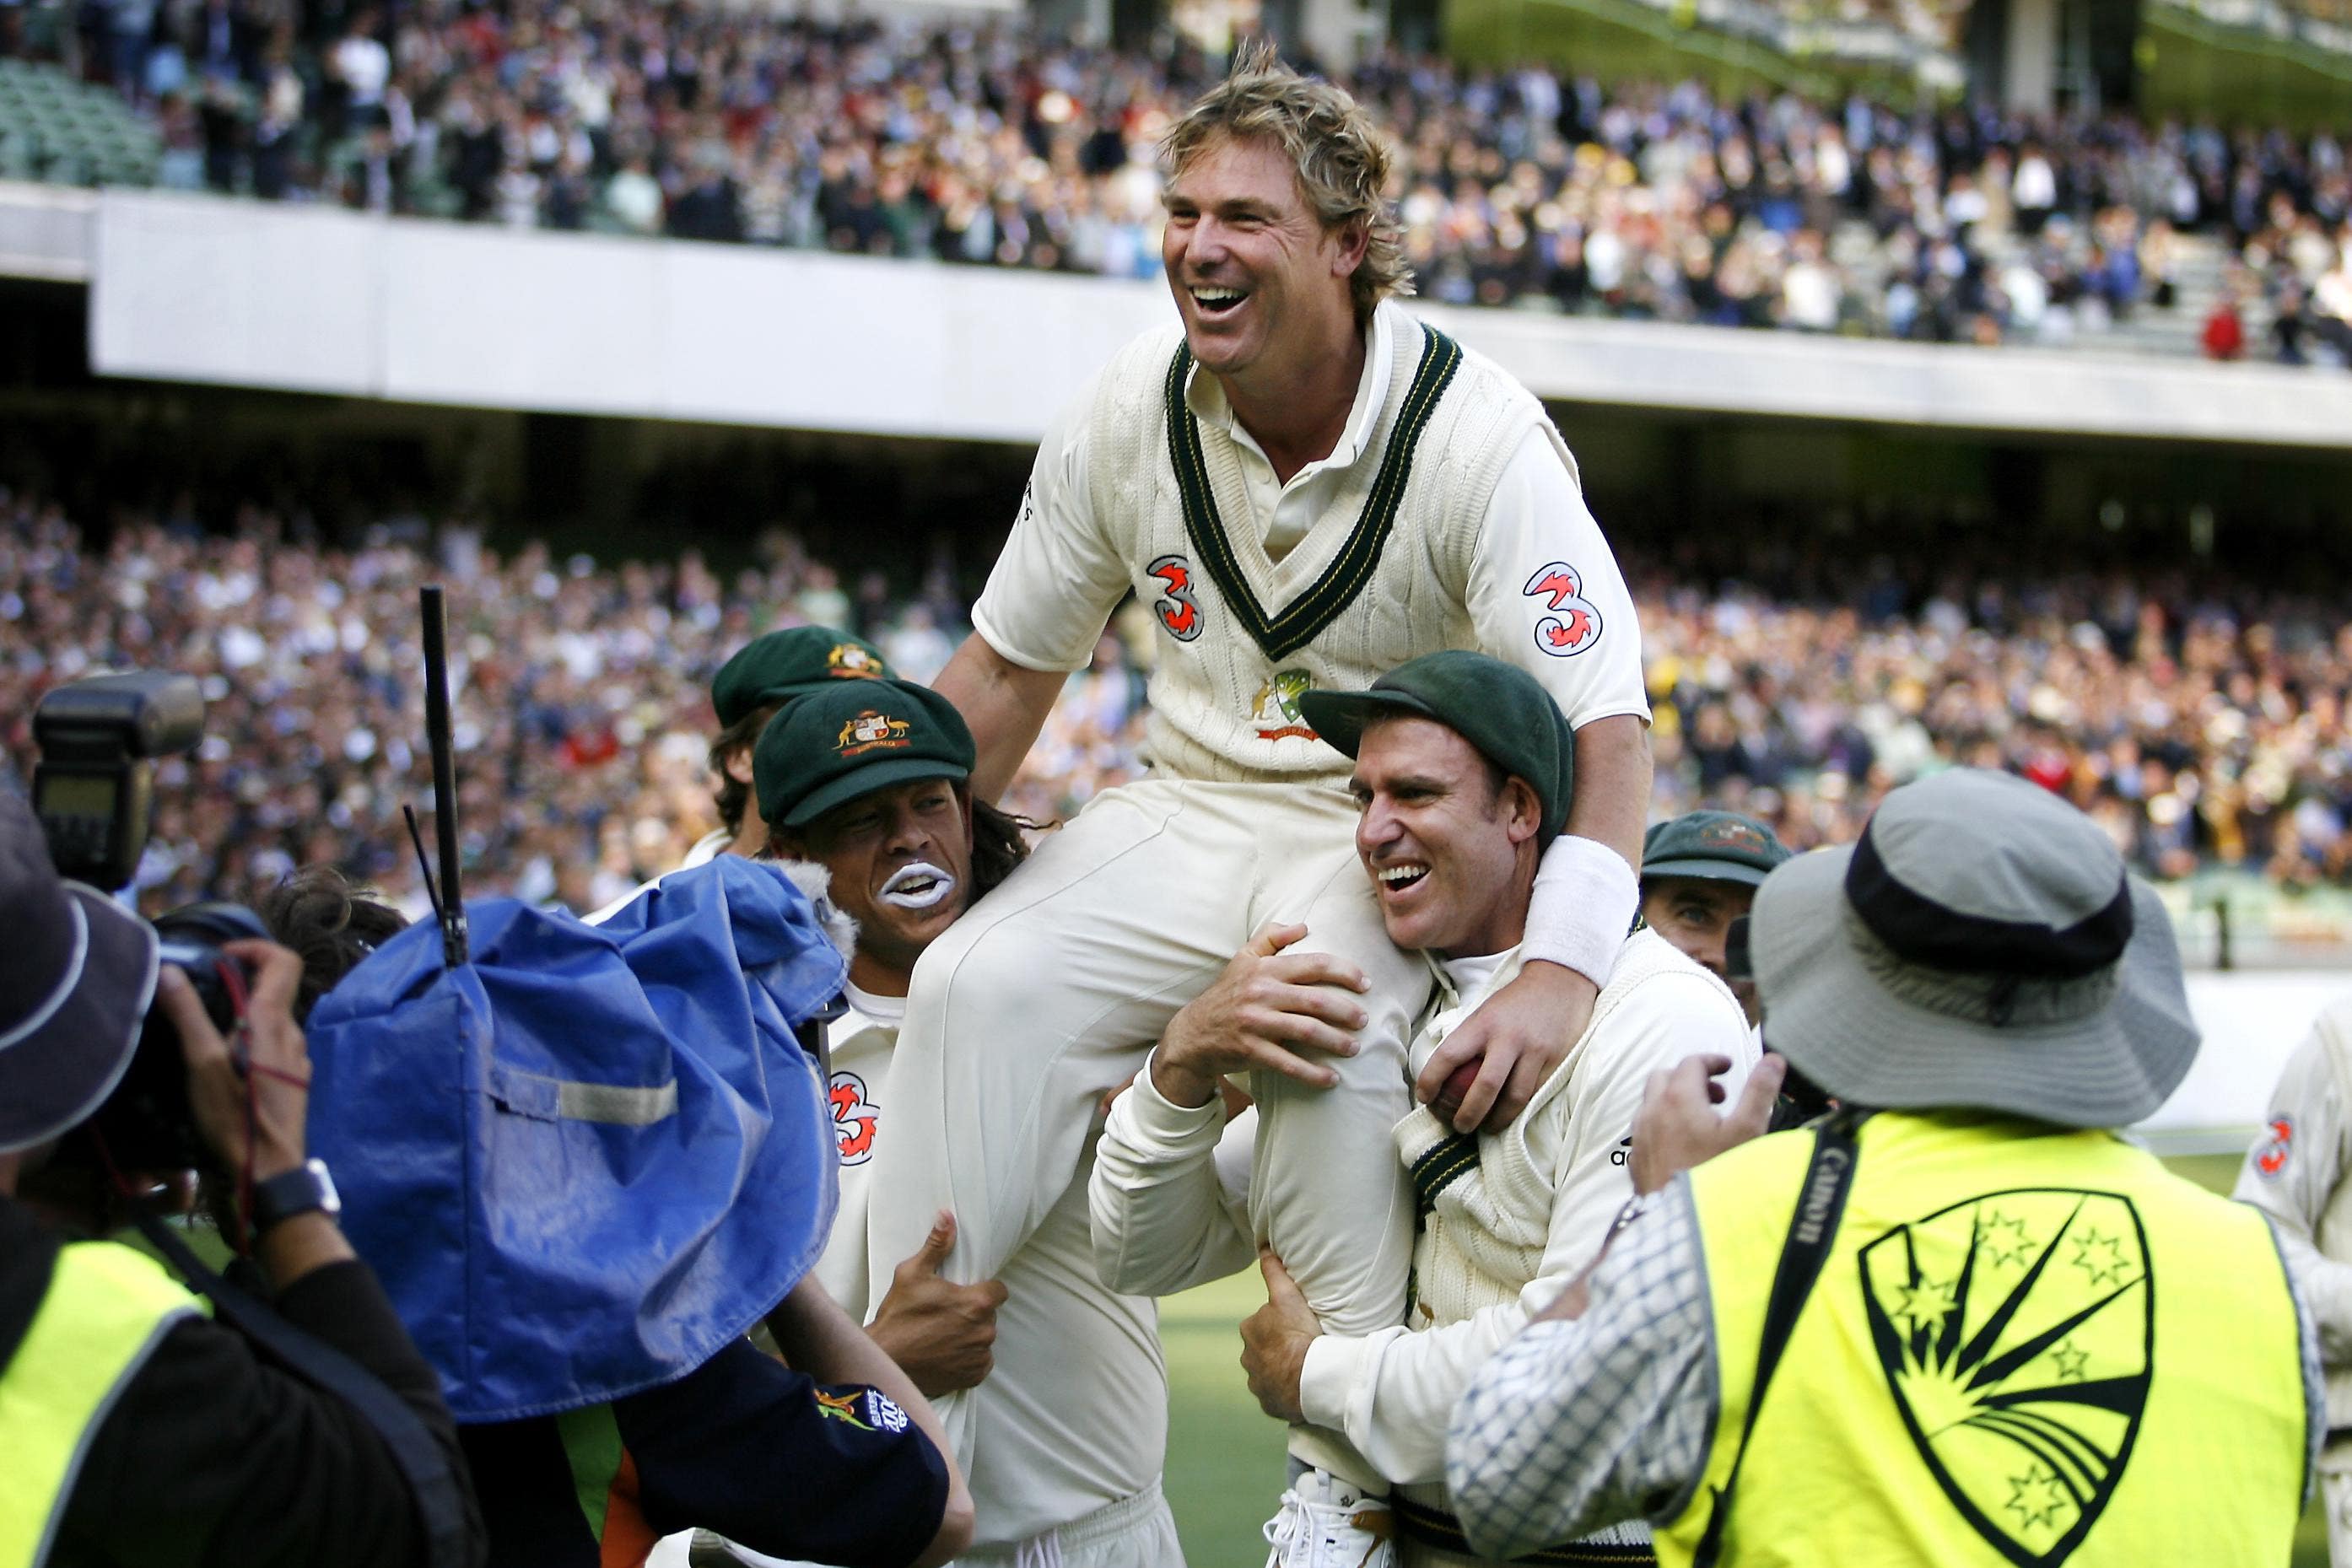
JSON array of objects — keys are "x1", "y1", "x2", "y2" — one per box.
[
  {"x1": 1690, "y1": 1106, "x2": 1869, "y2": 1568},
  {"x1": 133, "y1": 1213, "x2": 474, "y2": 1568}
]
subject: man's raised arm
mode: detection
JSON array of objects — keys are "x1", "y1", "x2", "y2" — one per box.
[{"x1": 933, "y1": 633, "x2": 1067, "y2": 804}]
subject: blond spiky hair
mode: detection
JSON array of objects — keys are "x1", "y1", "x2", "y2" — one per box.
[{"x1": 1161, "y1": 39, "x2": 1413, "y2": 323}]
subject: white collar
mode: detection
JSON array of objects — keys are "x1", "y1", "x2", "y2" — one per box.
[
  {"x1": 1181, "y1": 302, "x2": 1397, "y2": 477},
  {"x1": 841, "y1": 980, "x2": 907, "y2": 1026},
  {"x1": 1429, "y1": 942, "x2": 1524, "y2": 1013}
]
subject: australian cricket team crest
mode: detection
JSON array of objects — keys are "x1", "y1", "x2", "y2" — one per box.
[
  {"x1": 828, "y1": 643, "x2": 885, "y2": 679},
  {"x1": 1251, "y1": 669, "x2": 1318, "y2": 742},
  {"x1": 1858, "y1": 1190, "x2": 2153, "y2": 1568},
  {"x1": 836, "y1": 709, "x2": 913, "y2": 755}
]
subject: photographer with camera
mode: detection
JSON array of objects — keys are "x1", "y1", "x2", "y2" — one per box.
[{"x1": 0, "y1": 790, "x2": 484, "y2": 1568}]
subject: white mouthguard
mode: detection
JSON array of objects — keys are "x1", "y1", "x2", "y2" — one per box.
[{"x1": 878, "y1": 861, "x2": 957, "y2": 911}]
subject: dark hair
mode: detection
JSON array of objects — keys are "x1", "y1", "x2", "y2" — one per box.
[
  {"x1": 1476, "y1": 754, "x2": 1513, "y2": 808},
  {"x1": 255, "y1": 865, "x2": 410, "y2": 1019},
  {"x1": 709, "y1": 703, "x2": 780, "y2": 837},
  {"x1": 971, "y1": 799, "x2": 1039, "y2": 900},
  {"x1": 768, "y1": 788, "x2": 1039, "y2": 902}
]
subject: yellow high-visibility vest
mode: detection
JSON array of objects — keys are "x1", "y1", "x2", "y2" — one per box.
[
  {"x1": 0, "y1": 1239, "x2": 206, "y2": 1568},
  {"x1": 1659, "y1": 1111, "x2": 2306, "y2": 1568}
]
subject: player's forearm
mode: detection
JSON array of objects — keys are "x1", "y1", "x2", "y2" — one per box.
[
  {"x1": 932, "y1": 633, "x2": 1065, "y2": 804},
  {"x1": 1520, "y1": 718, "x2": 1649, "y2": 989},
  {"x1": 767, "y1": 1279, "x2": 977, "y2": 1565},
  {"x1": 1304, "y1": 1307, "x2": 1529, "y2": 1485},
  {"x1": 2262, "y1": 1218, "x2": 2352, "y2": 1363},
  {"x1": 1088, "y1": 1077, "x2": 1257, "y2": 1295},
  {"x1": 1564, "y1": 714, "x2": 1650, "y2": 873},
  {"x1": 768, "y1": 1277, "x2": 957, "y2": 1463}
]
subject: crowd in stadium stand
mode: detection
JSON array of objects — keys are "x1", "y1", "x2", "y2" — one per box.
[
  {"x1": 7, "y1": 488, "x2": 2350, "y2": 923},
  {"x1": 13, "y1": 6, "x2": 2351, "y2": 359}
]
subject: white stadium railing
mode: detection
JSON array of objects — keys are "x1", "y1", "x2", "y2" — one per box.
[
  {"x1": 6, "y1": 180, "x2": 2349, "y2": 447},
  {"x1": 0, "y1": 180, "x2": 94, "y2": 281}
]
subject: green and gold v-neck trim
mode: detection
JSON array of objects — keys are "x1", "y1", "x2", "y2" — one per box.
[{"x1": 1162, "y1": 326, "x2": 1463, "y2": 662}]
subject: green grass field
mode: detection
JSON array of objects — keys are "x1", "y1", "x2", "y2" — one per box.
[{"x1": 1159, "y1": 1151, "x2": 2330, "y2": 1567}]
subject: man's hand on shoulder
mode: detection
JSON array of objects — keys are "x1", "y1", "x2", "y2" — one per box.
[
  {"x1": 867, "y1": 1211, "x2": 1010, "y2": 1398},
  {"x1": 1629, "y1": 1052, "x2": 1787, "y2": 1195},
  {"x1": 1416, "y1": 959, "x2": 1595, "y2": 1134},
  {"x1": 1149, "y1": 923, "x2": 1370, "y2": 1111},
  {"x1": 1239, "y1": 1249, "x2": 1320, "y2": 1424}
]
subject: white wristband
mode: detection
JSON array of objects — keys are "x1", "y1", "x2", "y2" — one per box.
[{"x1": 1522, "y1": 833, "x2": 1639, "y2": 989}]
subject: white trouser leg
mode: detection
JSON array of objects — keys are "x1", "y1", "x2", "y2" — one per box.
[
  {"x1": 871, "y1": 780, "x2": 1420, "y2": 1500},
  {"x1": 1249, "y1": 793, "x2": 1426, "y2": 1493},
  {"x1": 2327, "y1": 1459, "x2": 2352, "y2": 1568},
  {"x1": 955, "y1": 1482, "x2": 1188, "y2": 1568},
  {"x1": 869, "y1": 780, "x2": 1254, "y2": 1468}
]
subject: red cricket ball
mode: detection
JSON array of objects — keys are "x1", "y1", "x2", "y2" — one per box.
[{"x1": 1431, "y1": 1059, "x2": 1483, "y2": 1128}]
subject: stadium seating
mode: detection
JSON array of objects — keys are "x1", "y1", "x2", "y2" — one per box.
[
  {"x1": 5, "y1": 23, "x2": 2344, "y2": 366},
  {"x1": 6, "y1": 489, "x2": 2349, "y2": 938},
  {"x1": 0, "y1": 58, "x2": 159, "y2": 188}
]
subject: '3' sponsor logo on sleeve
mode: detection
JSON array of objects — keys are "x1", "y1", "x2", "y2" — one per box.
[
  {"x1": 829, "y1": 1071, "x2": 881, "y2": 1166},
  {"x1": 1523, "y1": 562, "x2": 1603, "y2": 658}
]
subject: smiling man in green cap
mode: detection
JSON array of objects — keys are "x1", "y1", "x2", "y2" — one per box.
[
  {"x1": 591, "y1": 628, "x2": 894, "y2": 925},
  {"x1": 750, "y1": 678, "x2": 1194, "y2": 1568},
  {"x1": 703, "y1": 627, "x2": 897, "y2": 865},
  {"x1": 1638, "y1": 811, "x2": 1791, "y2": 1027},
  {"x1": 1088, "y1": 650, "x2": 1750, "y2": 1568}
]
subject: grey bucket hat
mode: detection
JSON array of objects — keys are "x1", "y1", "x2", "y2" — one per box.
[
  {"x1": 0, "y1": 790, "x2": 160, "y2": 1153},
  {"x1": 1750, "y1": 768, "x2": 2196, "y2": 1129}
]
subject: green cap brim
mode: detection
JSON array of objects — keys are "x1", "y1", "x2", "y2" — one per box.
[
  {"x1": 754, "y1": 678, "x2": 860, "y2": 712},
  {"x1": 780, "y1": 757, "x2": 970, "y2": 828},
  {"x1": 1642, "y1": 857, "x2": 1774, "y2": 887},
  {"x1": 1294, "y1": 688, "x2": 1443, "y2": 758}
]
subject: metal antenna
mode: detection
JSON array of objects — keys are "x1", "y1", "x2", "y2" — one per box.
[{"x1": 419, "y1": 585, "x2": 469, "y2": 968}]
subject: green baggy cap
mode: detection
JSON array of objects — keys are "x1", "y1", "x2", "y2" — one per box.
[
  {"x1": 1297, "y1": 650, "x2": 1574, "y2": 843},
  {"x1": 712, "y1": 628, "x2": 894, "y2": 728},
  {"x1": 753, "y1": 678, "x2": 976, "y2": 830},
  {"x1": 1642, "y1": 810, "x2": 1793, "y2": 887}
]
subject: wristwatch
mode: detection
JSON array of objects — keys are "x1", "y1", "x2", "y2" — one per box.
[{"x1": 249, "y1": 1157, "x2": 343, "y2": 1239}]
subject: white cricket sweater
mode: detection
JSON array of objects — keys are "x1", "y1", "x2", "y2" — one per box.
[{"x1": 1297, "y1": 932, "x2": 1754, "y2": 1494}]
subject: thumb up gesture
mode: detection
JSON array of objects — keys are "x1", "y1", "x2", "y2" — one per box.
[{"x1": 868, "y1": 1211, "x2": 1011, "y2": 1398}]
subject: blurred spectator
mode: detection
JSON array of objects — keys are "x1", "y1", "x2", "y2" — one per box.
[
  {"x1": 606, "y1": 154, "x2": 666, "y2": 235},
  {"x1": 20, "y1": 8, "x2": 2347, "y2": 361},
  {"x1": 2203, "y1": 286, "x2": 2247, "y2": 360},
  {"x1": 12, "y1": 489, "x2": 2352, "y2": 928},
  {"x1": 2313, "y1": 239, "x2": 2352, "y2": 361},
  {"x1": 323, "y1": 10, "x2": 388, "y2": 137}
]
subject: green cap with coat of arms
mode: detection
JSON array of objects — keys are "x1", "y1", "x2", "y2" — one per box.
[
  {"x1": 753, "y1": 678, "x2": 976, "y2": 830},
  {"x1": 712, "y1": 628, "x2": 895, "y2": 728},
  {"x1": 1641, "y1": 810, "x2": 1792, "y2": 886}
]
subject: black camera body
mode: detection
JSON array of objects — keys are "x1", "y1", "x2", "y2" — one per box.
[
  {"x1": 32, "y1": 671, "x2": 264, "y2": 1173},
  {"x1": 87, "y1": 903, "x2": 272, "y2": 1172}
]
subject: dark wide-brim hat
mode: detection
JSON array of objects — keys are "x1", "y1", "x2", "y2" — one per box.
[
  {"x1": 1297, "y1": 650, "x2": 1574, "y2": 845},
  {"x1": 1751, "y1": 768, "x2": 2196, "y2": 1129},
  {"x1": 0, "y1": 790, "x2": 159, "y2": 1153},
  {"x1": 711, "y1": 628, "x2": 895, "y2": 729},
  {"x1": 754, "y1": 678, "x2": 976, "y2": 830}
]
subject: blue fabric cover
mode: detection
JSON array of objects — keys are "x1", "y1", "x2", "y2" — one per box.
[{"x1": 307, "y1": 856, "x2": 846, "y2": 1423}]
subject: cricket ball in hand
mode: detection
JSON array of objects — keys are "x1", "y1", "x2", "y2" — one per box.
[{"x1": 1432, "y1": 1059, "x2": 1483, "y2": 1127}]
